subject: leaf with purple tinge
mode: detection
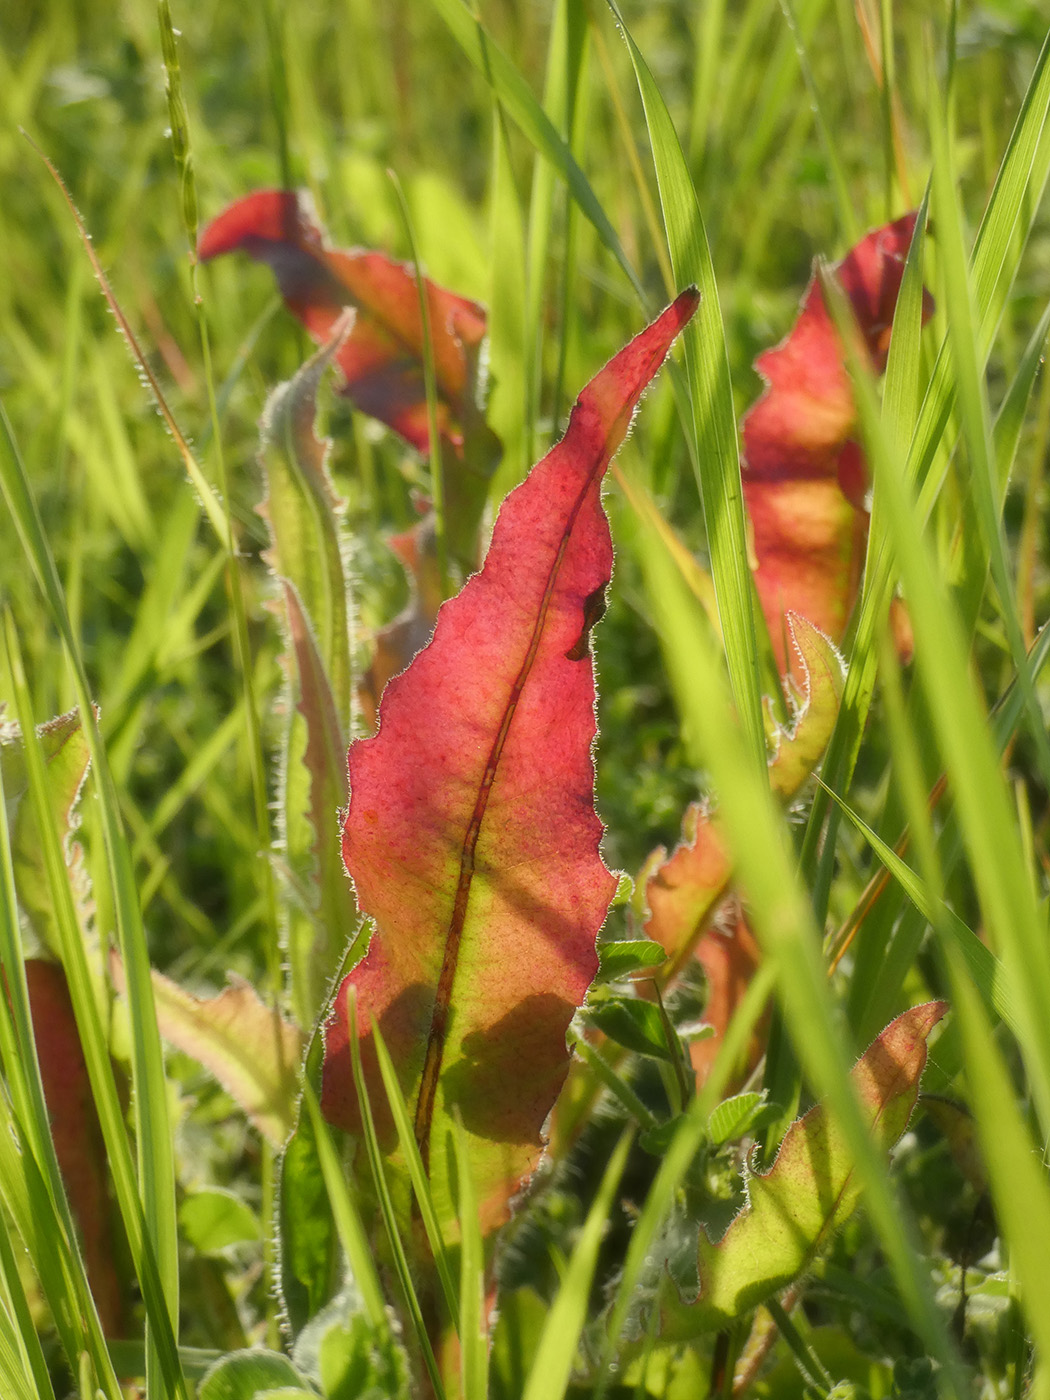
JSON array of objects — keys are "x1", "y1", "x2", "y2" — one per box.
[
  {"x1": 199, "y1": 189, "x2": 501, "y2": 563},
  {"x1": 742, "y1": 214, "x2": 933, "y2": 681},
  {"x1": 321, "y1": 289, "x2": 699, "y2": 1237}
]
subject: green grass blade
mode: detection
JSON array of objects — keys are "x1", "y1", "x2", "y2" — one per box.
[
  {"x1": 0, "y1": 403, "x2": 185, "y2": 1396},
  {"x1": 486, "y1": 106, "x2": 529, "y2": 497},
  {"x1": 427, "y1": 0, "x2": 644, "y2": 301},
  {"x1": 630, "y1": 506, "x2": 965, "y2": 1387},
  {"x1": 779, "y1": 0, "x2": 859, "y2": 245},
  {"x1": 946, "y1": 948, "x2": 1050, "y2": 1368},
  {"x1": 801, "y1": 195, "x2": 930, "y2": 907},
  {"x1": 909, "y1": 26, "x2": 1050, "y2": 501},
  {"x1": 993, "y1": 299, "x2": 1050, "y2": 499},
  {"x1": 804, "y1": 26, "x2": 1050, "y2": 874},
  {"x1": 372, "y1": 1026, "x2": 459, "y2": 1329},
  {"x1": 928, "y1": 73, "x2": 1050, "y2": 788},
  {"x1": 819, "y1": 780, "x2": 1022, "y2": 1038},
  {"x1": 608, "y1": 0, "x2": 765, "y2": 770},
  {"x1": 3, "y1": 618, "x2": 187, "y2": 1398},
  {"x1": 0, "y1": 1093, "x2": 118, "y2": 1397},
  {"x1": 821, "y1": 269, "x2": 1050, "y2": 1142},
  {"x1": 346, "y1": 991, "x2": 447, "y2": 1400},
  {"x1": 521, "y1": 1130, "x2": 633, "y2": 1400},
  {"x1": 390, "y1": 171, "x2": 450, "y2": 592},
  {"x1": 299, "y1": 1087, "x2": 389, "y2": 1332},
  {"x1": 452, "y1": 1114, "x2": 488, "y2": 1400}
]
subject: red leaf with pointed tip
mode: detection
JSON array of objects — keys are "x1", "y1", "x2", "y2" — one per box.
[
  {"x1": 321, "y1": 290, "x2": 699, "y2": 1235},
  {"x1": 199, "y1": 190, "x2": 484, "y2": 454},
  {"x1": 742, "y1": 214, "x2": 933, "y2": 679}
]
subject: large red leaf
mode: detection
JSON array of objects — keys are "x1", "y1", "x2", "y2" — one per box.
[
  {"x1": 742, "y1": 214, "x2": 933, "y2": 678},
  {"x1": 199, "y1": 191, "x2": 499, "y2": 463},
  {"x1": 322, "y1": 289, "x2": 699, "y2": 1234}
]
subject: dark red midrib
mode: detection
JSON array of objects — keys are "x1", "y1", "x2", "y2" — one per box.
[{"x1": 411, "y1": 409, "x2": 629, "y2": 1163}]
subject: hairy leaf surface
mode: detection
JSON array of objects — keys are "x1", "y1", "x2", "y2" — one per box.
[
  {"x1": 322, "y1": 290, "x2": 699, "y2": 1234},
  {"x1": 766, "y1": 614, "x2": 847, "y2": 799},
  {"x1": 111, "y1": 961, "x2": 303, "y2": 1148},
  {"x1": 259, "y1": 336, "x2": 359, "y2": 1024},
  {"x1": 686, "y1": 1001, "x2": 947, "y2": 1328},
  {"x1": 742, "y1": 215, "x2": 933, "y2": 678}
]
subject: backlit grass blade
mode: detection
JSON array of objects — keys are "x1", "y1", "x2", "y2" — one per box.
[
  {"x1": 608, "y1": 0, "x2": 765, "y2": 770},
  {"x1": 345, "y1": 991, "x2": 446, "y2": 1400},
  {"x1": 801, "y1": 195, "x2": 931, "y2": 905},
  {"x1": 0, "y1": 1092, "x2": 119, "y2": 1398},
  {"x1": 427, "y1": 0, "x2": 644, "y2": 301},
  {"x1": 946, "y1": 948, "x2": 1050, "y2": 1373},
  {"x1": 521, "y1": 1130, "x2": 633, "y2": 1400},
  {"x1": 390, "y1": 171, "x2": 450, "y2": 593},
  {"x1": 372, "y1": 1025, "x2": 459, "y2": 1329},
  {"x1": 0, "y1": 408, "x2": 184, "y2": 1397},
  {"x1": 805, "y1": 27, "x2": 1050, "y2": 865},
  {"x1": 993, "y1": 300, "x2": 1050, "y2": 500},
  {"x1": 486, "y1": 106, "x2": 529, "y2": 497},
  {"x1": 819, "y1": 781, "x2": 1022, "y2": 1039},
  {"x1": 909, "y1": 26, "x2": 1050, "y2": 498},
  {"x1": 299, "y1": 1087, "x2": 388, "y2": 1332},
  {"x1": 928, "y1": 76, "x2": 1050, "y2": 789},
  {"x1": 630, "y1": 508, "x2": 964, "y2": 1387},
  {"x1": 821, "y1": 271, "x2": 1050, "y2": 1143},
  {"x1": 452, "y1": 1114, "x2": 488, "y2": 1400},
  {"x1": 0, "y1": 1227, "x2": 49, "y2": 1400},
  {"x1": 779, "y1": 0, "x2": 859, "y2": 245},
  {"x1": 0, "y1": 769, "x2": 79, "y2": 1400}
]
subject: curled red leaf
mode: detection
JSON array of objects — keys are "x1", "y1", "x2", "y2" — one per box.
[{"x1": 200, "y1": 190, "x2": 490, "y2": 457}]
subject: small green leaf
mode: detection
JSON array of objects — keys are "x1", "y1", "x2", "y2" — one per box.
[
  {"x1": 596, "y1": 939, "x2": 668, "y2": 983},
  {"x1": 587, "y1": 995, "x2": 677, "y2": 1062},
  {"x1": 639, "y1": 1118, "x2": 682, "y2": 1156},
  {"x1": 197, "y1": 1350, "x2": 309, "y2": 1400},
  {"x1": 178, "y1": 1190, "x2": 260, "y2": 1256},
  {"x1": 707, "y1": 1092, "x2": 771, "y2": 1145},
  {"x1": 767, "y1": 616, "x2": 846, "y2": 801}
]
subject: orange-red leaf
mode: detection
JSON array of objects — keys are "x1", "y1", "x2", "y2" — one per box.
[
  {"x1": 200, "y1": 190, "x2": 485, "y2": 457},
  {"x1": 321, "y1": 290, "x2": 699, "y2": 1234},
  {"x1": 640, "y1": 804, "x2": 763, "y2": 1087},
  {"x1": 742, "y1": 214, "x2": 933, "y2": 679}
]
